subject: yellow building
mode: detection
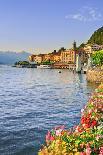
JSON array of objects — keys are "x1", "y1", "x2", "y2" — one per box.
[
  {"x1": 84, "y1": 45, "x2": 92, "y2": 54},
  {"x1": 28, "y1": 55, "x2": 36, "y2": 62},
  {"x1": 44, "y1": 54, "x2": 52, "y2": 61},
  {"x1": 35, "y1": 54, "x2": 45, "y2": 63},
  {"x1": 29, "y1": 54, "x2": 45, "y2": 63},
  {"x1": 53, "y1": 52, "x2": 61, "y2": 62},
  {"x1": 61, "y1": 50, "x2": 76, "y2": 64}
]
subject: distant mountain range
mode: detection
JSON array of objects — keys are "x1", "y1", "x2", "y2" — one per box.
[{"x1": 0, "y1": 51, "x2": 30, "y2": 64}]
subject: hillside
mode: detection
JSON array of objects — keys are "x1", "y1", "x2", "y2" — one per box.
[
  {"x1": 0, "y1": 51, "x2": 30, "y2": 64},
  {"x1": 87, "y1": 26, "x2": 103, "y2": 45}
]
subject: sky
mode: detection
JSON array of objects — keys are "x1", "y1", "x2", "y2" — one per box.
[{"x1": 0, "y1": 0, "x2": 103, "y2": 54}]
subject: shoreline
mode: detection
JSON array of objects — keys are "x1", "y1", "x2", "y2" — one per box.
[{"x1": 87, "y1": 68, "x2": 103, "y2": 83}]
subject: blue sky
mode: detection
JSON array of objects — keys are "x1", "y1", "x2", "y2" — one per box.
[{"x1": 0, "y1": 0, "x2": 103, "y2": 54}]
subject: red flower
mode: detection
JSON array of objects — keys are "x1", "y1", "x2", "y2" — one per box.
[
  {"x1": 91, "y1": 120, "x2": 97, "y2": 127},
  {"x1": 80, "y1": 152, "x2": 86, "y2": 155}
]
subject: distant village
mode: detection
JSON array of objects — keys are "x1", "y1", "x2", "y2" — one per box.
[{"x1": 28, "y1": 42, "x2": 103, "y2": 71}]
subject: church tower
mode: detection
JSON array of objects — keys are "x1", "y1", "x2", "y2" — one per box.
[
  {"x1": 73, "y1": 40, "x2": 77, "y2": 64},
  {"x1": 73, "y1": 40, "x2": 76, "y2": 51}
]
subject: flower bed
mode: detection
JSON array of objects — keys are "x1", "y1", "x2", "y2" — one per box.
[{"x1": 38, "y1": 84, "x2": 103, "y2": 155}]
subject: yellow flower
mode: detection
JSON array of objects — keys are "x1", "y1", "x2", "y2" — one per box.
[
  {"x1": 73, "y1": 148, "x2": 78, "y2": 152},
  {"x1": 74, "y1": 152, "x2": 80, "y2": 155}
]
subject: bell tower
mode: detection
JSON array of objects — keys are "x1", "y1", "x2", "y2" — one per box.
[
  {"x1": 73, "y1": 40, "x2": 77, "y2": 64},
  {"x1": 73, "y1": 40, "x2": 76, "y2": 50}
]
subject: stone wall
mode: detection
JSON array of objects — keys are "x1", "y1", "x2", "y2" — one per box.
[{"x1": 86, "y1": 68, "x2": 103, "y2": 83}]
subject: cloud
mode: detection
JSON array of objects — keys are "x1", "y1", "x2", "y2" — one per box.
[{"x1": 65, "y1": 7, "x2": 103, "y2": 22}]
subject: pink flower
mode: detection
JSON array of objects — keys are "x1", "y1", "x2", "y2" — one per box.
[
  {"x1": 86, "y1": 147, "x2": 92, "y2": 155},
  {"x1": 86, "y1": 143, "x2": 90, "y2": 148},
  {"x1": 55, "y1": 129, "x2": 62, "y2": 136},
  {"x1": 46, "y1": 130, "x2": 55, "y2": 142},
  {"x1": 99, "y1": 147, "x2": 103, "y2": 155},
  {"x1": 88, "y1": 109, "x2": 92, "y2": 114},
  {"x1": 55, "y1": 125, "x2": 65, "y2": 136},
  {"x1": 46, "y1": 131, "x2": 51, "y2": 142}
]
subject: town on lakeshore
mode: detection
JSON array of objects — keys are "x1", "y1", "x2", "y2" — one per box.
[
  {"x1": 30, "y1": 41, "x2": 103, "y2": 67},
  {"x1": 14, "y1": 41, "x2": 103, "y2": 73},
  {"x1": 13, "y1": 26, "x2": 103, "y2": 73}
]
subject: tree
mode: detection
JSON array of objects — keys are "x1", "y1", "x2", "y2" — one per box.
[
  {"x1": 58, "y1": 47, "x2": 66, "y2": 52},
  {"x1": 92, "y1": 50, "x2": 103, "y2": 66},
  {"x1": 88, "y1": 26, "x2": 103, "y2": 45},
  {"x1": 77, "y1": 43, "x2": 85, "y2": 50}
]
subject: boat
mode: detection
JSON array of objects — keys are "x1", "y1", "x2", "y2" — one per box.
[
  {"x1": 58, "y1": 71, "x2": 61, "y2": 73},
  {"x1": 37, "y1": 65, "x2": 52, "y2": 69}
]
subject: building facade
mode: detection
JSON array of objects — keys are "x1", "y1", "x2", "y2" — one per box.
[
  {"x1": 61, "y1": 50, "x2": 76, "y2": 64},
  {"x1": 84, "y1": 44, "x2": 103, "y2": 54},
  {"x1": 28, "y1": 55, "x2": 36, "y2": 62},
  {"x1": 29, "y1": 54, "x2": 45, "y2": 63}
]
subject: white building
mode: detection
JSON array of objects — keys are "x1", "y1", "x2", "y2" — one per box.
[{"x1": 84, "y1": 44, "x2": 103, "y2": 54}]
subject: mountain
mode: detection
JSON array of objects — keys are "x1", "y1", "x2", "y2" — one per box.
[
  {"x1": 87, "y1": 26, "x2": 103, "y2": 45},
  {"x1": 0, "y1": 51, "x2": 30, "y2": 64}
]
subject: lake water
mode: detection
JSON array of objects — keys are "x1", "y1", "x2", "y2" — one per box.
[{"x1": 0, "y1": 65, "x2": 97, "y2": 155}]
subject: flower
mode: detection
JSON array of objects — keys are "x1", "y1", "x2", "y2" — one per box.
[
  {"x1": 85, "y1": 147, "x2": 92, "y2": 155},
  {"x1": 39, "y1": 84, "x2": 103, "y2": 154},
  {"x1": 55, "y1": 125, "x2": 65, "y2": 136},
  {"x1": 91, "y1": 120, "x2": 97, "y2": 127},
  {"x1": 99, "y1": 147, "x2": 103, "y2": 155},
  {"x1": 81, "y1": 109, "x2": 84, "y2": 113},
  {"x1": 46, "y1": 130, "x2": 55, "y2": 142},
  {"x1": 80, "y1": 152, "x2": 86, "y2": 155}
]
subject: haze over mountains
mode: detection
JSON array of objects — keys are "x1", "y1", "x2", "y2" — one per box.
[{"x1": 0, "y1": 51, "x2": 30, "y2": 64}]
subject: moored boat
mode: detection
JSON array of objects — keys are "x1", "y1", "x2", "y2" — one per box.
[{"x1": 37, "y1": 65, "x2": 51, "y2": 69}]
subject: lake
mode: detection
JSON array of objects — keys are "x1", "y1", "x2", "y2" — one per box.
[{"x1": 0, "y1": 66, "x2": 97, "y2": 155}]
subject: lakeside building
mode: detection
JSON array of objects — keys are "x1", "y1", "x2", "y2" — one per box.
[
  {"x1": 52, "y1": 51, "x2": 61, "y2": 62},
  {"x1": 29, "y1": 51, "x2": 61, "y2": 64},
  {"x1": 28, "y1": 41, "x2": 77, "y2": 69},
  {"x1": 43, "y1": 53, "x2": 53, "y2": 62},
  {"x1": 28, "y1": 41, "x2": 89, "y2": 69},
  {"x1": 28, "y1": 55, "x2": 36, "y2": 62},
  {"x1": 53, "y1": 41, "x2": 77, "y2": 69},
  {"x1": 43, "y1": 51, "x2": 61, "y2": 63},
  {"x1": 84, "y1": 44, "x2": 103, "y2": 54},
  {"x1": 29, "y1": 54, "x2": 45, "y2": 64},
  {"x1": 61, "y1": 49, "x2": 76, "y2": 64}
]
